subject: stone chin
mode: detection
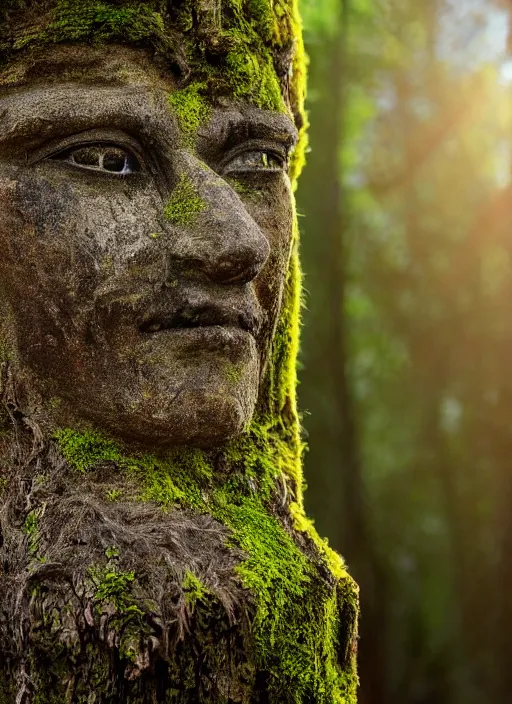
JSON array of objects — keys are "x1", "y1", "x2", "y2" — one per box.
[
  {"x1": 42, "y1": 327, "x2": 261, "y2": 448},
  {"x1": 117, "y1": 385, "x2": 258, "y2": 448}
]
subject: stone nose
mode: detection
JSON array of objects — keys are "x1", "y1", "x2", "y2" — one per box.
[
  {"x1": 198, "y1": 203, "x2": 270, "y2": 285},
  {"x1": 165, "y1": 154, "x2": 270, "y2": 285}
]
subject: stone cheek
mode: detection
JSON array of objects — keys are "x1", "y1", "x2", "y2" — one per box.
[{"x1": 0, "y1": 85, "x2": 288, "y2": 447}]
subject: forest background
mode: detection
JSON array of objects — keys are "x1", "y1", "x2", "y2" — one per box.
[{"x1": 296, "y1": 1, "x2": 512, "y2": 703}]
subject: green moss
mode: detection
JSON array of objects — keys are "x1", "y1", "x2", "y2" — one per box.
[
  {"x1": 222, "y1": 361, "x2": 244, "y2": 384},
  {"x1": 54, "y1": 427, "x2": 127, "y2": 472},
  {"x1": 89, "y1": 549, "x2": 144, "y2": 641},
  {"x1": 46, "y1": 396, "x2": 62, "y2": 411},
  {"x1": 224, "y1": 44, "x2": 284, "y2": 112},
  {"x1": 164, "y1": 173, "x2": 207, "y2": 226},
  {"x1": 0, "y1": 341, "x2": 11, "y2": 363},
  {"x1": 229, "y1": 178, "x2": 262, "y2": 197},
  {"x1": 1, "y1": 0, "x2": 305, "y2": 127},
  {"x1": 87, "y1": 547, "x2": 147, "y2": 672},
  {"x1": 4, "y1": 0, "x2": 357, "y2": 698},
  {"x1": 53, "y1": 427, "x2": 358, "y2": 702},
  {"x1": 90, "y1": 562, "x2": 140, "y2": 615},
  {"x1": 182, "y1": 570, "x2": 208, "y2": 609},
  {"x1": 54, "y1": 427, "x2": 212, "y2": 509},
  {"x1": 4, "y1": 0, "x2": 170, "y2": 52},
  {"x1": 289, "y1": 500, "x2": 349, "y2": 581},
  {"x1": 23, "y1": 507, "x2": 42, "y2": 556},
  {"x1": 213, "y1": 493, "x2": 355, "y2": 702},
  {"x1": 168, "y1": 81, "x2": 211, "y2": 146}
]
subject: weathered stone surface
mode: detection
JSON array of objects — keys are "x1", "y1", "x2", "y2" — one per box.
[{"x1": 0, "y1": 3, "x2": 359, "y2": 703}]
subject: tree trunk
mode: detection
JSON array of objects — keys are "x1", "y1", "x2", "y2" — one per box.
[{"x1": 0, "y1": 2, "x2": 359, "y2": 703}]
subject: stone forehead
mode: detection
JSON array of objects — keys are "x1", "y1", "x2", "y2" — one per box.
[{"x1": 0, "y1": 0, "x2": 305, "y2": 128}]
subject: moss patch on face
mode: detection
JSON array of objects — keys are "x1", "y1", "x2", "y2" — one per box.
[
  {"x1": 168, "y1": 81, "x2": 211, "y2": 146},
  {"x1": 180, "y1": 0, "x2": 289, "y2": 112},
  {"x1": 164, "y1": 173, "x2": 207, "y2": 226},
  {"x1": 223, "y1": 44, "x2": 284, "y2": 112}
]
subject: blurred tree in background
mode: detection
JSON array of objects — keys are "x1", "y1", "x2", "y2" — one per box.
[{"x1": 297, "y1": 1, "x2": 512, "y2": 702}]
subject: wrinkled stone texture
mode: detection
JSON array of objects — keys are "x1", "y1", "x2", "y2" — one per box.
[
  {"x1": 0, "y1": 47, "x2": 295, "y2": 446},
  {"x1": 0, "y1": 2, "x2": 359, "y2": 703}
]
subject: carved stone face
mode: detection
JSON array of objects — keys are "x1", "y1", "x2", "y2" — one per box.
[{"x1": 0, "y1": 45, "x2": 297, "y2": 447}]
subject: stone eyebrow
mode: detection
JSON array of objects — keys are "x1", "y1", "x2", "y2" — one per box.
[
  {"x1": 203, "y1": 112, "x2": 298, "y2": 155},
  {"x1": 0, "y1": 86, "x2": 176, "y2": 152}
]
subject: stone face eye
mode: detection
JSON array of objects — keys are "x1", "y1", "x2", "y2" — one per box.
[
  {"x1": 53, "y1": 144, "x2": 141, "y2": 175},
  {"x1": 224, "y1": 150, "x2": 285, "y2": 174}
]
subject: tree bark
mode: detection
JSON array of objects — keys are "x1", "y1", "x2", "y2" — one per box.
[{"x1": 0, "y1": 2, "x2": 359, "y2": 703}]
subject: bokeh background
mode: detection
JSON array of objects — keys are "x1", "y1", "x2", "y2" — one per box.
[{"x1": 296, "y1": 1, "x2": 512, "y2": 702}]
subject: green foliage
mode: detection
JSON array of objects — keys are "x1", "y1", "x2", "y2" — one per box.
[
  {"x1": 91, "y1": 564, "x2": 138, "y2": 613},
  {"x1": 300, "y1": 0, "x2": 340, "y2": 37},
  {"x1": 299, "y1": 0, "x2": 512, "y2": 702},
  {"x1": 89, "y1": 548, "x2": 144, "y2": 629},
  {"x1": 89, "y1": 547, "x2": 145, "y2": 670}
]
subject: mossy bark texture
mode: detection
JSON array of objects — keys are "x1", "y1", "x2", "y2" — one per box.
[{"x1": 0, "y1": 2, "x2": 359, "y2": 703}]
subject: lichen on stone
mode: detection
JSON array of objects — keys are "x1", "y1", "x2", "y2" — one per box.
[
  {"x1": 164, "y1": 173, "x2": 207, "y2": 225},
  {"x1": 168, "y1": 81, "x2": 212, "y2": 146}
]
